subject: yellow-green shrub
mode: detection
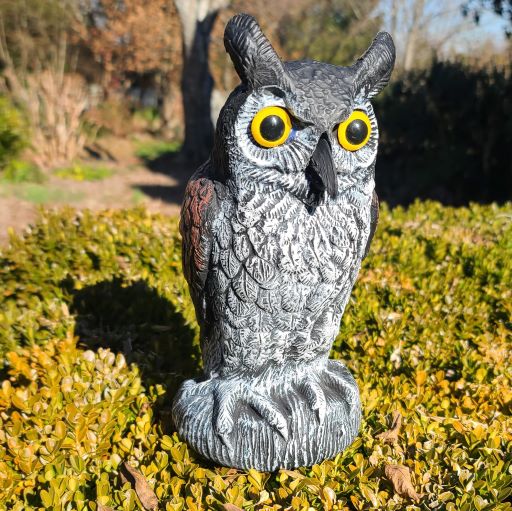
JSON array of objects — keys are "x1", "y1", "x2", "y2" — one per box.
[
  {"x1": 0, "y1": 96, "x2": 29, "y2": 170},
  {"x1": 0, "y1": 337, "x2": 163, "y2": 509},
  {"x1": 0, "y1": 203, "x2": 511, "y2": 510}
]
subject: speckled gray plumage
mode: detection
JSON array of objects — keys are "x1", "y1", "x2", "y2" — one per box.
[{"x1": 173, "y1": 13, "x2": 395, "y2": 470}]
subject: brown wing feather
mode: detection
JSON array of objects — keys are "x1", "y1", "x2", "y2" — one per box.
[{"x1": 180, "y1": 167, "x2": 217, "y2": 324}]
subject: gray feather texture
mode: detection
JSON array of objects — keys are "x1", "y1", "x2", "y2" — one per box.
[{"x1": 173, "y1": 13, "x2": 395, "y2": 470}]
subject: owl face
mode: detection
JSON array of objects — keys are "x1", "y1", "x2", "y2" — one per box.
[{"x1": 213, "y1": 15, "x2": 395, "y2": 205}]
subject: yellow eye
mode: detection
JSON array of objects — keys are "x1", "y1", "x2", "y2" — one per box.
[
  {"x1": 337, "y1": 110, "x2": 372, "y2": 151},
  {"x1": 251, "y1": 106, "x2": 292, "y2": 148}
]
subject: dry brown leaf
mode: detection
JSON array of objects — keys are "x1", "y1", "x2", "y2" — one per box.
[
  {"x1": 221, "y1": 468, "x2": 240, "y2": 483},
  {"x1": 385, "y1": 464, "x2": 422, "y2": 502},
  {"x1": 121, "y1": 462, "x2": 158, "y2": 510},
  {"x1": 138, "y1": 401, "x2": 151, "y2": 415},
  {"x1": 223, "y1": 505, "x2": 243, "y2": 511},
  {"x1": 377, "y1": 411, "x2": 402, "y2": 444},
  {"x1": 280, "y1": 469, "x2": 306, "y2": 479},
  {"x1": 119, "y1": 469, "x2": 129, "y2": 486},
  {"x1": 97, "y1": 504, "x2": 114, "y2": 511}
]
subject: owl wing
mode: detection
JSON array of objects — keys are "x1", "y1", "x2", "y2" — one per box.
[
  {"x1": 180, "y1": 166, "x2": 218, "y2": 325},
  {"x1": 363, "y1": 190, "x2": 379, "y2": 259}
]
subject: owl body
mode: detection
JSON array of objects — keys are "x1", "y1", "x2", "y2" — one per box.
[
  {"x1": 173, "y1": 14, "x2": 394, "y2": 470},
  {"x1": 201, "y1": 168, "x2": 374, "y2": 377}
]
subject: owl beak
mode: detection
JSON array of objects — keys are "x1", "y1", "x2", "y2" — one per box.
[{"x1": 306, "y1": 133, "x2": 337, "y2": 199}]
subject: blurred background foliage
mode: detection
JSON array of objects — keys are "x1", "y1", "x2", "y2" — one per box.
[{"x1": 0, "y1": 0, "x2": 509, "y2": 204}]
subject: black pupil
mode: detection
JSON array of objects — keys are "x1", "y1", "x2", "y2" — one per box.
[
  {"x1": 346, "y1": 119, "x2": 368, "y2": 145},
  {"x1": 260, "y1": 115, "x2": 285, "y2": 141}
]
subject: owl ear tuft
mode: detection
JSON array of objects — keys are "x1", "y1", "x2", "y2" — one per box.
[
  {"x1": 351, "y1": 32, "x2": 396, "y2": 99},
  {"x1": 224, "y1": 13, "x2": 291, "y2": 90}
]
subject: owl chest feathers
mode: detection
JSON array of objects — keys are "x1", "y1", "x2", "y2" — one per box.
[
  {"x1": 212, "y1": 185, "x2": 371, "y2": 279},
  {"x1": 206, "y1": 184, "x2": 372, "y2": 355}
]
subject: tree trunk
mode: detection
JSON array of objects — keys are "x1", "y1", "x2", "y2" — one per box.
[
  {"x1": 390, "y1": 0, "x2": 400, "y2": 37},
  {"x1": 175, "y1": 0, "x2": 230, "y2": 165},
  {"x1": 403, "y1": 0, "x2": 425, "y2": 71}
]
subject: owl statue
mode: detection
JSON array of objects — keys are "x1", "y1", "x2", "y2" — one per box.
[{"x1": 173, "y1": 13, "x2": 395, "y2": 471}]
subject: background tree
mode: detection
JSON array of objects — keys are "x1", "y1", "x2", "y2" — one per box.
[
  {"x1": 276, "y1": 0, "x2": 381, "y2": 65},
  {"x1": 174, "y1": 0, "x2": 231, "y2": 165},
  {"x1": 79, "y1": 0, "x2": 182, "y2": 134},
  {"x1": 375, "y1": 59, "x2": 512, "y2": 205},
  {"x1": 0, "y1": 0, "x2": 89, "y2": 168},
  {"x1": 382, "y1": 0, "x2": 479, "y2": 72},
  {"x1": 80, "y1": 0, "x2": 180, "y2": 91},
  {"x1": 0, "y1": 0, "x2": 81, "y2": 84},
  {"x1": 463, "y1": 0, "x2": 512, "y2": 32}
]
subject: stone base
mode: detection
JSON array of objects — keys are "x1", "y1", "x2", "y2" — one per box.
[{"x1": 172, "y1": 359, "x2": 361, "y2": 471}]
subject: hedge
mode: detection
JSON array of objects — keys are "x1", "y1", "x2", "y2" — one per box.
[
  {"x1": 375, "y1": 61, "x2": 512, "y2": 205},
  {"x1": 0, "y1": 203, "x2": 511, "y2": 510},
  {"x1": 0, "y1": 96, "x2": 29, "y2": 171}
]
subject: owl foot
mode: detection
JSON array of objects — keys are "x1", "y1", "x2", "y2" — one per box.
[
  {"x1": 172, "y1": 359, "x2": 361, "y2": 469},
  {"x1": 298, "y1": 377, "x2": 326, "y2": 425},
  {"x1": 212, "y1": 379, "x2": 289, "y2": 451},
  {"x1": 324, "y1": 362, "x2": 359, "y2": 406}
]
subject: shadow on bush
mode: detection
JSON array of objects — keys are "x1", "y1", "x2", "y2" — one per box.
[
  {"x1": 63, "y1": 277, "x2": 199, "y2": 409},
  {"x1": 375, "y1": 60, "x2": 512, "y2": 206}
]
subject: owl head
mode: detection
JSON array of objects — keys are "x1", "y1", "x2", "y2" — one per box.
[{"x1": 212, "y1": 14, "x2": 395, "y2": 206}]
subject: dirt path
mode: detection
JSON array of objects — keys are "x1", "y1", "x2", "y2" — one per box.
[{"x1": 0, "y1": 163, "x2": 188, "y2": 246}]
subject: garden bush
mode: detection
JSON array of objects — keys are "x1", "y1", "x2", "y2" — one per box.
[
  {"x1": 0, "y1": 96, "x2": 29, "y2": 170},
  {"x1": 0, "y1": 203, "x2": 511, "y2": 510},
  {"x1": 0, "y1": 160, "x2": 45, "y2": 184},
  {"x1": 375, "y1": 61, "x2": 512, "y2": 206}
]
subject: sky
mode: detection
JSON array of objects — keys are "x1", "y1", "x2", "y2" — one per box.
[
  {"x1": 378, "y1": 0, "x2": 510, "y2": 61},
  {"x1": 448, "y1": 8, "x2": 509, "y2": 53}
]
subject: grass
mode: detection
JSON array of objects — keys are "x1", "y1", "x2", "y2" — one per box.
[
  {"x1": 0, "y1": 160, "x2": 46, "y2": 184},
  {"x1": 54, "y1": 163, "x2": 113, "y2": 181},
  {"x1": 0, "y1": 202, "x2": 510, "y2": 510},
  {"x1": 11, "y1": 183, "x2": 85, "y2": 204},
  {"x1": 0, "y1": 160, "x2": 112, "y2": 205},
  {"x1": 0, "y1": 182, "x2": 85, "y2": 204},
  {"x1": 134, "y1": 139, "x2": 181, "y2": 162},
  {"x1": 0, "y1": 160, "x2": 113, "y2": 204},
  {"x1": 131, "y1": 188, "x2": 147, "y2": 205}
]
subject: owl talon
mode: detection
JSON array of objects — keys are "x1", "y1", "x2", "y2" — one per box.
[
  {"x1": 218, "y1": 431, "x2": 234, "y2": 453},
  {"x1": 212, "y1": 381, "x2": 289, "y2": 446},
  {"x1": 325, "y1": 367, "x2": 358, "y2": 406},
  {"x1": 213, "y1": 382, "x2": 239, "y2": 453},
  {"x1": 299, "y1": 378, "x2": 326, "y2": 425},
  {"x1": 246, "y1": 390, "x2": 289, "y2": 440}
]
